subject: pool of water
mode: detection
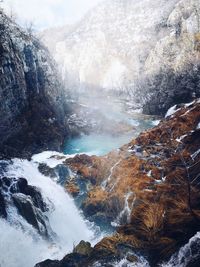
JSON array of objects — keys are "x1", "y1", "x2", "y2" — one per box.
[
  {"x1": 64, "y1": 118, "x2": 157, "y2": 156},
  {"x1": 63, "y1": 132, "x2": 133, "y2": 156}
]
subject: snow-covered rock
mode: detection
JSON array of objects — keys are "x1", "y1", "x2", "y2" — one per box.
[{"x1": 165, "y1": 105, "x2": 180, "y2": 118}]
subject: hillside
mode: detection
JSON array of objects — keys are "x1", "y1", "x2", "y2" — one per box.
[
  {"x1": 36, "y1": 99, "x2": 200, "y2": 266},
  {"x1": 42, "y1": 0, "x2": 200, "y2": 115}
]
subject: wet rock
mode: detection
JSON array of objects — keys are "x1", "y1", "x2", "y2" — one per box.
[
  {"x1": 65, "y1": 181, "x2": 80, "y2": 197},
  {"x1": 10, "y1": 177, "x2": 48, "y2": 212},
  {"x1": 0, "y1": 191, "x2": 7, "y2": 218},
  {"x1": 2, "y1": 177, "x2": 11, "y2": 187},
  {"x1": 126, "y1": 254, "x2": 139, "y2": 263},
  {"x1": 54, "y1": 164, "x2": 71, "y2": 185},
  {"x1": 60, "y1": 253, "x2": 88, "y2": 267},
  {"x1": 73, "y1": 241, "x2": 93, "y2": 256},
  {"x1": 35, "y1": 259, "x2": 60, "y2": 267},
  {"x1": 38, "y1": 164, "x2": 56, "y2": 178},
  {"x1": 12, "y1": 193, "x2": 49, "y2": 236},
  {"x1": 0, "y1": 175, "x2": 53, "y2": 236}
]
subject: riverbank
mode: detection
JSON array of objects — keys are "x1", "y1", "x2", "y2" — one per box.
[{"x1": 36, "y1": 99, "x2": 200, "y2": 266}]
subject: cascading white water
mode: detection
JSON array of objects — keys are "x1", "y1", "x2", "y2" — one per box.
[
  {"x1": 114, "y1": 257, "x2": 150, "y2": 267},
  {"x1": 1, "y1": 151, "x2": 199, "y2": 267},
  {"x1": 0, "y1": 218, "x2": 52, "y2": 267},
  {"x1": 161, "y1": 232, "x2": 200, "y2": 267},
  {"x1": 93, "y1": 255, "x2": 150, "y2": 267},
  {"x1": 0, "y1": 157, "x2": 95, "y2": 267}
]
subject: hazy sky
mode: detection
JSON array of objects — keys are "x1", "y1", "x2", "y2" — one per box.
[{"x1": 2, "y1": 0, "x2": 103, "y2": 30}]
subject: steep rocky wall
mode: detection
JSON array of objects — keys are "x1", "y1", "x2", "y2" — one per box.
[{"x1": 0, "y1": 11, "x2": 70, "y2": 157}]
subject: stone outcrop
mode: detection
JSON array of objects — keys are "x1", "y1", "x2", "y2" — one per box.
[
  {"x1": 0, "y1": 174, "x2": 53, "y2": 237},
  {"x1": 0, "y1": 10, "x2": 70, "y2": 157},
  {"x1": 41, "y1": 99, "x2": 200, "y2": 266}
]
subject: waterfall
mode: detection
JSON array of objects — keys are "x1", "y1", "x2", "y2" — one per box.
[
  {"x1": 0, "y1": 218, "x2": 52, "y2": 267},
  {"x1": 1, "y1": 152, "x2": 199, "y2": 267},
  {"x1": 161, "y1": 232, "x2": 200, "y2": 267},
  {"x1": 0, "y1": 157, "x2": 95, "y2": 267}
]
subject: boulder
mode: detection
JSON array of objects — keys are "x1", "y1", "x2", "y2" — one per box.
[
  {"x1": 12, "y1": 193, "x2": 49, "y2": 236},
  {"x1": 73, "y1": 241, "x2": 93, "y2": 256},
  {"x1": 10, "y1": 177, "x2": 48, "y2": 212}
]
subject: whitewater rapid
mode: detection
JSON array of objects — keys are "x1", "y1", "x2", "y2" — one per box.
[{"x1": 0, "y1": 155, "x2": 95, "y2": 267}]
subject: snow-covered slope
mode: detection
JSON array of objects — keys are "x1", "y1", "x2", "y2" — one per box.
[
  {"x1": 49, "y1": 0, "x2": 179, "y2": 93},
  {"x1": 39, "y1": 25, "x2": 73, "y2": 55},
  {"x1": 42, "y1": 0, "x2": 200, "y2": 114}
]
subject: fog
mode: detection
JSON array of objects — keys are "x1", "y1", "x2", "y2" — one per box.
[{"x1": 1, "y1": 0, "x2": 103, "y2": 29}]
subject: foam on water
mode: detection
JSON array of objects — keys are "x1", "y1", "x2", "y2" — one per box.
[
  {"x1": 0, "y1": 218, "x2": 53, "y2": 267},
  {"x1": 161, "y1": 232, "x2": 200, "y2": 267}
]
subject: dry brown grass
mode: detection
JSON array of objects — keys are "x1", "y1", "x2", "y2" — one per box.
[
  {"x1": 142, "y1": 203, "x2": 165, "y2": 231},
  {"x1": 128, "y1": 201, "x2": 166, "y2": 243},
  {"x1": 87, "y1": 187, "x2": 108, "y2": 203}
]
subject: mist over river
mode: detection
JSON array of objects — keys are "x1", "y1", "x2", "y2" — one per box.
[{"x1": 64, "y1": 96, "x2": 158, "y2": 156}]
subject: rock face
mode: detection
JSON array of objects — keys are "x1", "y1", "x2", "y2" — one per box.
[
  {"x1": 40, "y1": 100, "x2": 200, "y2": 266},
  {"x1": 41, "y1": 0, "x2": 200, "y2": 115},
  {"x1": 0, "y1": 10, "x2": 70, "y2": 157}
]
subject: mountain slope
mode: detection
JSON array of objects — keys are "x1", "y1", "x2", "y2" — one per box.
[
  {"x1": 42, "y1": 0, "x2": 200, "y2": 115},
  {"x1": 141, "y1": 0, "x2": 200, "y2": 114}
]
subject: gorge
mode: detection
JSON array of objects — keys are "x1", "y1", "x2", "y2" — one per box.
[{"x1": 0, "y1": 0, "x2": 200, "y2": 267}]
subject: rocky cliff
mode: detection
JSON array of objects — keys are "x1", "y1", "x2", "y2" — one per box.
[
  {"x1": 42, "y1": 0, "x2": 200, "y2": 115},
  {"x1": 0, "y1": 10, "x2": 70, "y2": 157},
  {"x1": 141, "y1": 0, "x2": 200, "y2": 114},
  {"x1": 36, "y1": 99, "x2": 200, "y2": 266}
]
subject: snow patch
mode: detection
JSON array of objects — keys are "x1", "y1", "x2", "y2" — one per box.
[
  {"x1": 152, "y1": 120, "x2": 160, "y2": 126},
  {"x1": 176, "y1": 134, "x2": 187, "y2": 143},
  {"x1": 165, "y1": 105, "x2": 180, "y2": 118}
]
